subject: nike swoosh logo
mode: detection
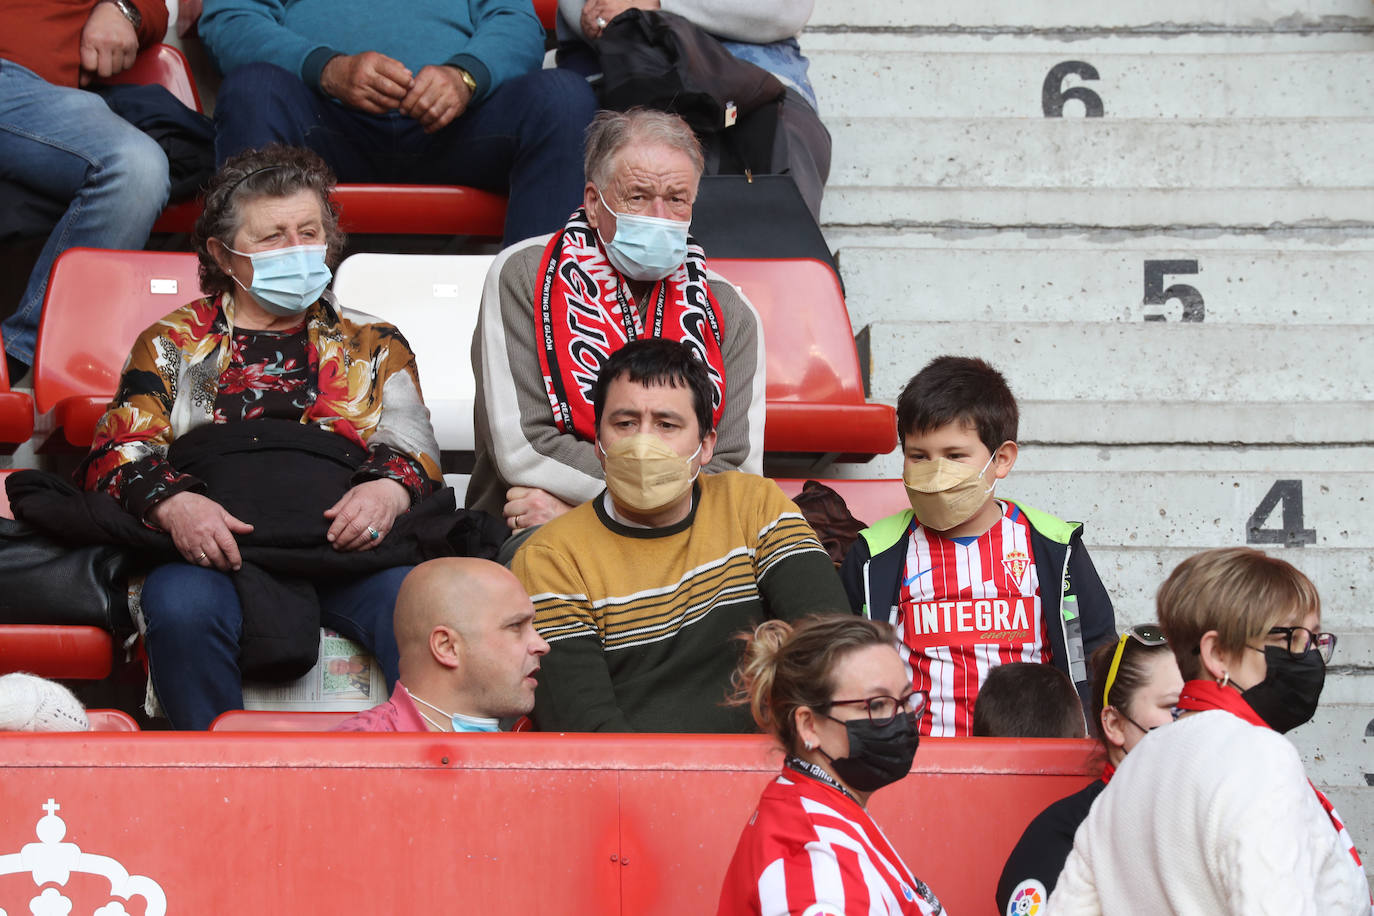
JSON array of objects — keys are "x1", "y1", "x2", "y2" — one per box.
[{"x1": 904, "y1": 568, "x2": 932, "y2": 586}]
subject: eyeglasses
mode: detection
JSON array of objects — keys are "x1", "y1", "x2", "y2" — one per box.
[
  {"x1": 824, "y1": 692, "x2": 928, "y2": 726},
  {"x1": 1265, "y1": 626, "x2": 1337, "y2": 663},
  {"x1": 1102, "y1": 624, "x2": 1167, "y2": 708}
]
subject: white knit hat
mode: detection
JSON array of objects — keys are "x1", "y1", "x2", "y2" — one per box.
[{"x1": 0, "y1": 672, "x2": 89, "y2": 731}]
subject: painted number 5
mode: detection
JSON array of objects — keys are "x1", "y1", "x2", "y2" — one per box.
[{"x1": 1143, "y1": 260, "x2": 1205, "y2": 322}]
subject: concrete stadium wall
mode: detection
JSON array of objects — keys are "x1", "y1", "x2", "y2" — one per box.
[{"x1": 805, "y1": 0, "x2": 1374, "y2": 874}]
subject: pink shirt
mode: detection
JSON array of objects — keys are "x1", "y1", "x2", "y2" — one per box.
[{"x1": 333, "y1": 682, "x2": 430, "y2": 732}]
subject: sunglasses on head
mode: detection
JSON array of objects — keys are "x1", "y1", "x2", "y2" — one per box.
[{"x1": 1102, "y1": 624, "x2": 1167, "y2": 709}]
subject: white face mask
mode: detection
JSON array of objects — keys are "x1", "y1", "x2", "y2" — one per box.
[
  {"x1": 596, "y1": 189, "x2": 690, "y2": 282},
  {"x1": 598, "y1": 433, "x2": 702, "y2": 513},
  {"x1": 902, "y1": 450, "x2": 998, "y2": 531}
]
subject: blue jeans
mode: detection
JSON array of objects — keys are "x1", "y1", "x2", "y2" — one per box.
[
  {"x1": 214, "y1": 63, "x2": 597, "y2": 247},
  {"x1": 141, "y1": 563, "x2": 411, "y2": 730},
  {"x1": 0, "y1": 59, "x2": 169, "y2": 366}
]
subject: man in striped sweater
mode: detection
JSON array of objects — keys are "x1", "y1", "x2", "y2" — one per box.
[{"x1": 513, "y1": 338, "x2": 849, "y2": 732}]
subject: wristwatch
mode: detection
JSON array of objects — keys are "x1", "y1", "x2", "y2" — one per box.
[
  {"x1": 455, "y1": 67, "x2": 478, "y2": 94},
  {"x1": 103, "y1": 0, "x2": 143, "y2": 31}
]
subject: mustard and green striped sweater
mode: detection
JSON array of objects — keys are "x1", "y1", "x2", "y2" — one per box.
[{"x1": 514, "y1": 472, "x2": 851, "y2": 733}]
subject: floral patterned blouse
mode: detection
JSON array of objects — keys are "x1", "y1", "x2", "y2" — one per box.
[{"x1": 80, "y1": 292, "x2": 443, "y2": 520}]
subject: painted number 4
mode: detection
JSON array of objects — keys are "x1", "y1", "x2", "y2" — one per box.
[{"x1": 1246, "y1": 480, "x2": 1317, "y2": 548}]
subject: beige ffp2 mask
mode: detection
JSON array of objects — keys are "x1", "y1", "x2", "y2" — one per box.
[
  {"x1": 599, "y1": 434, "x2": 702, "y2": 513},
  {"x1": 902, "y1": 451, "x2": 998, "y2": 532}
]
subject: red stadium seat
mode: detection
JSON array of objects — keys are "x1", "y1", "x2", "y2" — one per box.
[
  {"x1": 114, "y1": 45, "x2": 513, "y2": 239},
  {"x1": 532, "y1": 0, "x2": 557, "y2": 28},
  {"x1": 0, "y1": 470, "x2": 116, "y2": 680},
  {"x1": 712, "y1": 259, "x2": 896, "y2": 461},
  {"x1": 0, "y1": 327, "x2": 34, "y2": 446},
  {"x1": 774, "y1": 477, "x2": 908, "y2": 528},
  {"x1": 103, "y1": 43, "x2": 202, "y2": 111},
  {"x1": 0, "y1": 625, "x2": 114, "y2": 680},
  {"x1": 87, "y1": 709, "x2": 140, "y2": 731},
  {"x1": 209, "y1": 710, "x2": 358, "y2": 732},
  {"x1": 32, "y1": 248, "x2": 203, "y2": 447}
]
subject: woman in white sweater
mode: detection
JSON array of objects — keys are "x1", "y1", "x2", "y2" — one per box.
[{"x1": 1049, "y1": 547, "x2": 1371, "y2": 915}]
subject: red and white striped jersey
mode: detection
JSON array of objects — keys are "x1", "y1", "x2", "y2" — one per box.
[
  {"x1": 717, "y1": 769, "x2": 944, "y2": 916},
  {"x1": 896, "y1": 501, "x2": 1048, "y2": 736}
]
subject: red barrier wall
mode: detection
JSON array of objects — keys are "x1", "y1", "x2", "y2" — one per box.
[{"x1": 0, "y1": 734, "x2": 1097, "y2": 914}]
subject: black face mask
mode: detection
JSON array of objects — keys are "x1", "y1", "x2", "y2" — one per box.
[
  {"x1": 1243, "y1": 645, "x2": 1326, "y2": 734},
  {"x1": 822, "y1": 713, "x2": 919, "y2": 793}
]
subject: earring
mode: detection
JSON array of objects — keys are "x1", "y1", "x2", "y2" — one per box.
[
  {"x1": 803, "y1": 740, "x2": 815, "y2": 751},
  {"x1": 1220, "y1": 672, "x2": 1230, "y2": 689}
]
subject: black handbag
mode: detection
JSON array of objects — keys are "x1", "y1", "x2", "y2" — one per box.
[
  {"x1": 0, "y1": 516, "x2": 134, "y2": 631},
  {"x1": 597, "y1": 9, "x2": 786, "y2": 140}
]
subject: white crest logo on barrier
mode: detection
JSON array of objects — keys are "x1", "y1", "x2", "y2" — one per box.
[{"x1": 0, "y1": 799, "x2": 166, "y2": 916}]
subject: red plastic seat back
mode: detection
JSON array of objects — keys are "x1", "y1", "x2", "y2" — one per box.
[
  {"x1": 532, "y1": 0, "x2": 557, "y2": 28},
  {"x1": 711, "y1": 258, "x2": 864, "y2": 405},
  {"x1": 0, "y1": 328, "x2": 35, "y2": 445},
  {"x1": 33, "y1": 248, "x2": 203, "y2": 415},
  {"x1": 103, "y1": 43, "x2": 202, "y2": 112},
  {"x1": 87, "y1": 709, "x2": 140, "y2": 731}
]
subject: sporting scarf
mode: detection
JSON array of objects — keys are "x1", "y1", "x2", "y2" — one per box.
[
  {"x1": 534, "y1": 208, "x2": 726, "y2": 441},
  {"x1": 1176, "y1": 679, "x2": 1364, "y2": 870}
]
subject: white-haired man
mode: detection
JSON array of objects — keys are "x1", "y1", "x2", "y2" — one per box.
[{"x1": 469, "y1": 108, "x2": 765, "y2": 557}]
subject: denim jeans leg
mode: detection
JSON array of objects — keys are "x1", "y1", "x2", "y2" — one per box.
[
  {"x1": 214, "y1": 62, "x2": 378, "y2": 177},
  {"x1": 141, "y1": 563, "x2": 245, "y2": 730},
  {"x1": 419, "y1": 68, "x2": 598, "y2": 246},
  {"x1": 318, "y1": 565, "x2": 413, "y2": 689},
  {"x1": 0, "y1": 61, "x2": 169, "y2": 364}
]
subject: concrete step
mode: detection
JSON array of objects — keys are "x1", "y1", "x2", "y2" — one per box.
[
  {"x1": 803, "y1": 30, "x2": 1374, "y2": 55},
  {"x1": 830, "y1": 118, "x2": 1374, "y2": 190},
  {"x1": 863, "y1": 320, "x2": 1370, "y2": 405},
  {"x1": 1291, "y1": 700, "x2": 1372, "y2": 789},
  {"x1": 835, "y1": 247, "x2": 1374, "y2": 331},
  {"x1": 809, "y1": 50, "x2": 1374, "y2": 118},
  {"x1": 1087, "y1": 547, "x2": 1373, "y2": 650},
  {"x1": 955, "y1": 470, "x2": 1374, "y2": 551},
  {"x1": 822, "y1": 186, "x2": 1374, "y2": 231},
  {"x1": 808, "y1": 0, "x2": 1374, "y2": 32}
]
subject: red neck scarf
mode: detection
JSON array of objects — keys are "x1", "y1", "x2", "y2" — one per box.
[
  {"x1": 1177, "y1": 679, "x2": 1363, "y2": 869},
  {"x1": 533, "y1": 208, "x2": 726, "y2": 441}
]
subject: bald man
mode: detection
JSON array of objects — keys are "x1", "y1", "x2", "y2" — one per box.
[{"x1": 335, "y1": 558, "x2": 548, "y2": 732}]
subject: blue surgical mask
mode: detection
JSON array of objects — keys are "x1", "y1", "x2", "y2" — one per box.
[
  {"x1": 411, "y1": 693, "x2": 501, "y2": 733},
  {"x1": 596, "y1": 190, "x2": 690, "y2": 282},
  {"x1": 225, "y1": 243, "x2": 331, "y2": 316}
]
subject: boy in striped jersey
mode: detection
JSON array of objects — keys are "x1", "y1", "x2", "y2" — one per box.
[
  {"x1": 514, "y1": 339, "x2": 850, "y2": 732},
  {"x1": 839, "y1": 356, "x2": 1116, "y2": 736}
]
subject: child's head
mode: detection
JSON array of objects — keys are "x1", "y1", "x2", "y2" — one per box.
[
  {"x1": 897, "y1": 356, "x2": 1020, "y2": 533},
  {"x1": 897, "y1": 356, "x2": 1018, "y2": 454},
  {"x1": 971, "y1": 662, "x2": 1085, "y2": 738}
]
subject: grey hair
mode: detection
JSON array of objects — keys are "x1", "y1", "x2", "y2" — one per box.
[
  {"x1": 583, "y1": 109, "x2": 705, "y2": 189},
  {"x1": 193, "y1": 144, "x2": 345, "y2": 297}
]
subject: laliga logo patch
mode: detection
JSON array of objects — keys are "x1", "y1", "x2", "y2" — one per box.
[
  {"x1": 1007, "y1": 879, "x2": 1046, "y2": 915},
  {"x1": 1002, "y1": 550, "x2": 1031, "y2": 594}
]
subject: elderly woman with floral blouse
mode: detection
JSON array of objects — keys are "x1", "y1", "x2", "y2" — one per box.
[{"x1": 78, "y1": 144, "x2": 444, "y2": 730}]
